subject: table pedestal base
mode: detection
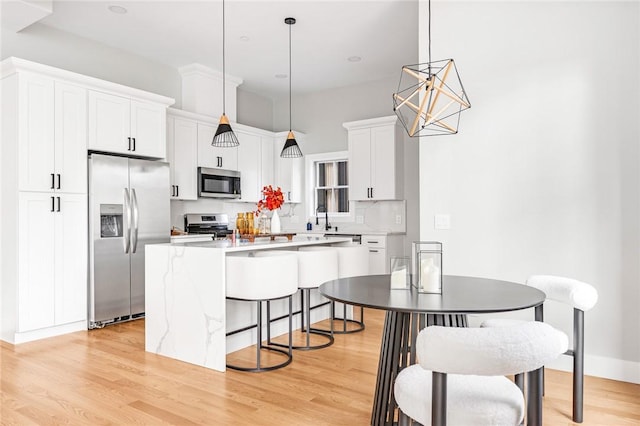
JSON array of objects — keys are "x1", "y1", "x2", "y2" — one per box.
[{"x1": 372, "y1": 312, "x2": 468, "y2": 426}]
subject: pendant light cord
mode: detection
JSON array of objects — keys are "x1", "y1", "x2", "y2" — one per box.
[
  {"x1": 222, "y1": 0, "x2": 226, "y2": 115},
  {"x1": 289, "y1": 21, "x2": 292, "y2": 132},
  {"x1": 428, "y1": 0, "x2": 432, "y2": 65}
]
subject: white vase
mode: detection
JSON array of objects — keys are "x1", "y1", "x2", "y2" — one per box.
[{"x1": 270, "y1": 209, "x2": 281, "y2": 233}]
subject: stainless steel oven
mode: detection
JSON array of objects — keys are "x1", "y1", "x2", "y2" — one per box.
[{"x1": 197, "y1": 167, "x2": 241, "y2": 199}]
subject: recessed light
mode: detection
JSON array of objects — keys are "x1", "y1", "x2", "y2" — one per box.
[
  {"x1": 239, "y1": 36, "x2": 250, "y2": 42},
  {"x1": 108, "y1": 5, "x2": 128, "y2": 14},
  {"x1": 275, "y1": 74, "x2": 288, "y2": 79},
  {"x1": 348, "y1": 56, "x2": 362, "y2": 62}
]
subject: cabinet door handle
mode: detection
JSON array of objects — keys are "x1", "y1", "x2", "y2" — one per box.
[
  {"x1": 128, "y1": 137, "x2": 132, "y2": 151},
  {"x1": 288, "y1": 191, "x2": 291, "y2": 201},
  {"x1": 370, "y1": 187, "x2": 374, "y2": 198},
  {"x1": 217, "y1": 156, "x2": 222, "y2": 167},
  {"x1": 51, "y1": 173, "x2": 55, "y2": 189},
  {"x1": 368, "y1": 241, "x2": 379, "y2": 244},
  {"x1": 132, "y1": 137, "x2": 136, "y2": 151},
  {"x1": 51, "y1": 196, "x2": 55, "y2": 212},
  {"x1": 171, "y1": 185, "x2": 175, "y2": 196},
  {"x1": 369, "y1": 249, "x2": 379, "y2": 253},
  {"x1": 176, "y1": 185, "x2": 179, "y2": 197},
  {"x1": 56, "y1": 196, "x2": 61, "y2": 212},
  {"x1": 56, "y1": 174, "x2": 61, "y2": 190}
]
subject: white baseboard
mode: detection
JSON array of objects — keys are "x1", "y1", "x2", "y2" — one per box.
[
  {"x1": 546, "y1": 354, "x2": 640, "y2": 385},
  {"x1": 10, "y1": 321, "x2": 87, "y2": 344}
]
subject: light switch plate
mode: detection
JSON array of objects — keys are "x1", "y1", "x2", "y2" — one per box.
[
  {"x1": 434, "y1": 214, "x2": 451, "y2": 230},
  {"x1": 395, "y1": 215, "x2": 402, "y2": 225}
]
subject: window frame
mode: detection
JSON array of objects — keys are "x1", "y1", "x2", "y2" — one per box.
[{"x1": 305, "y1": 151, "x2": 354, "y2": 222}]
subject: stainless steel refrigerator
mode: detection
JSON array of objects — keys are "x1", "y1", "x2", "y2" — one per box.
[{"x1": 88, "y1": 153, "x2": 170, "y2": 328}]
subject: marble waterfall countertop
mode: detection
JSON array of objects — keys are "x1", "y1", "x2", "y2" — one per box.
[{"x1": 144, "y1": 235, "x2": 352, "y2": 372}]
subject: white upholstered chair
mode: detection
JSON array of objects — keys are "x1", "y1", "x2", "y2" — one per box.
[
  {"x1": 481, "y1": 275, "x2": 598, "y2": 423},
  {"x1": 394, "y1": 321, "x2": 568, "y2": 426}
]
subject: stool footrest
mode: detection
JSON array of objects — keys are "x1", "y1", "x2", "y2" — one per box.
[
  {"x1": 226, "y1": 344, "x2": 293, "y2": 372},
  {"x1": 271, "y1": 328, "x2": 334, "y2": 351}
]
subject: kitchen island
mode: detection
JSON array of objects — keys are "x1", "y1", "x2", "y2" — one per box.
[{"x1": 145, "y1": 235, "x2": 352, "y2": 372}]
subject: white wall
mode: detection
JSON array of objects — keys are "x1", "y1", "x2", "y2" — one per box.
[
  {"x1": 237, "y1": 89, "x2": 274, "y2": 131},
  {"x1": 419, "y1": 1, "x2": 639, "y2": 383},
  {"x1": 1, "y1": 23, "x2": 182, "y2": 102}
]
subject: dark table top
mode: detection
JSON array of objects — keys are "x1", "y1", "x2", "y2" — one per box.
[{"x1": 319, "y1": 275, "x2": 546, "y2": 314}]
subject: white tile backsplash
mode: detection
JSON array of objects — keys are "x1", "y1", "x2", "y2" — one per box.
[{"x1": 172, "y1": 199, "x2": 406, "y2": 234}]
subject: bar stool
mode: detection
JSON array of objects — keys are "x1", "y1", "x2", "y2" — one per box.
[
  {"x1": 260, "y1": 248, "x2": 339, "y2": 350},
  {"x1": 225, "y1": 251, "x2": 298, "y2": 372},
  {"x1": 300, "y1": 243, "x2": 369, "y2": 333}
]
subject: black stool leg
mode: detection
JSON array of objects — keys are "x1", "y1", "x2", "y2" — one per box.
[
  {"x1": 574, "y1": 308, "x2": 585, "y2": 423},
  {"x1": 256, "y1": 300, "x2": 262, "y2": 369}
]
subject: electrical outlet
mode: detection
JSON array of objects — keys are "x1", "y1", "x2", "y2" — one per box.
[
  {"x1": 434, "y1": 214, "x2": 451, "y2": 230},
  {"x1": 395, "y1": 215, "x2": 402, "y2": 225},
  {"x1": 356, "y1": 215, "x2": 364, "y2": 224}
]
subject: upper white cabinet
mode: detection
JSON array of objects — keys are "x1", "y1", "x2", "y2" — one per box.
[
  {"x1": 15, "y1": 74, "x2": 87, "y2": 194},
  {"x1": 166, "y1": 109, "x2": 273, "y2": 202},
  {"x1": 236, "y1": 129, "x2": 262, "y2": 202},
  {"x1": 235, "y1": 126, "x2": 275, "y2": 203},
  {"x1": 88, "y1": 90, "x2": 167, "y2": 158},
  {"x1": 197, "y1": 122, "x2": 238, "y2": 171},
  {"x1": 274, "y1": 131, "x2": 304, "y2": 203},
  {"x1": 167, "y1": 111, "x2": 198, "y2": 200},
  {"x1": 344, "y1": 116, "x2": 404, "y2": 201}
]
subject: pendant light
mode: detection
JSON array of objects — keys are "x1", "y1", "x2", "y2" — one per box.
[
  {"x1": 212, "y1": 0, "x2": 239, "y2": 147},
  {"x1": 392, "y1": 0, "x2": 470, "y2": 137},
  {"x1": 280, "y1": 17, "x2": 303, "y2": 158}
]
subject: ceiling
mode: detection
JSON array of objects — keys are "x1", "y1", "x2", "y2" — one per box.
[{"x1": 29, "y1": 0, "x2": 419, "y2": 99}]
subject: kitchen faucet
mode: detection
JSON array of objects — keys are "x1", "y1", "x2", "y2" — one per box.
[{"x1": 315, "y1": 205, "x2": 332, "y2": 231}]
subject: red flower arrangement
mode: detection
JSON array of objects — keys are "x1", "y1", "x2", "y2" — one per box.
[{"x1": 256, "y1": 185, "x2": 284, "y2": 214}]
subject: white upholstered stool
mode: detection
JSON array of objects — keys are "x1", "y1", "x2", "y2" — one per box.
[
  {"x1": 225, "y1": 251, "x2": 298, "y2": 372},
  {"x1": 267, "y1": 248, "x2": 339, "y2": 350},
  {"x1": 481, "y1": 275, "x2": 598, "y2": 423},
  {"x1": 301, "y1": 243, "x2": 370, "y2": 333}
]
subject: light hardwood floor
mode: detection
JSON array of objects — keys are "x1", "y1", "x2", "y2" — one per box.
[{"x1": 1, "y1": 309, "x2": 638, "y2": 425}]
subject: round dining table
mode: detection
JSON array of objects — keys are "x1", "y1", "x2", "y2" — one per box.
[{"x1": 319, "y1": 274, "x2": 546, "y2": 426}]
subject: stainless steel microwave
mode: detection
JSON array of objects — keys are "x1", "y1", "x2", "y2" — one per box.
[{"x1": 198, "y1": 167, "x2": 241, "y2": 198}]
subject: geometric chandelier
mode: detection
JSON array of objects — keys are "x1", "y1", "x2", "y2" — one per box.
[{"x1": 392, "y1": 0, "x2": 470, "y2": 137}]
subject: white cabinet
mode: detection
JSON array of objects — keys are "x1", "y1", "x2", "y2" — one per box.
[
  {"x1": 197, "y1": 123, "x2": 238, "y2": 171},
  {"x1": 235, "y1": 127, "x2": 275, "y2": 203},
  {"x1": 88, "y1": 90, "x2": 167, "y2": 158},
  {"x1": 344, "y1": 116, "x2": 403, "y2": 201},
  {"x1": 236, "y1": 130, "x2": 262, "y2": 202},
  {"x1": 274, "y1": 131, "x2": 304, "y2": 203},
  {"x1": 167, "y1": 115, "x2": 198, "y2": 200},
  {"x1": 17, "y1": 192, "x2": 87, "y2": 332},
  {"x1": 17, "y1": 75, "x2": 87, "y2": 194},
  {"x1": 362, "y1": 234, "x2": 404, "y2": 275}
]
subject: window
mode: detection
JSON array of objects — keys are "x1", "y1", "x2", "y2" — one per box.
[
  {"x1": 305, "y1": 151, "x2": 351, "y2": 221},
  {"x1": 315, "y1": 160, "x2": 349, "y2": 214}
]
